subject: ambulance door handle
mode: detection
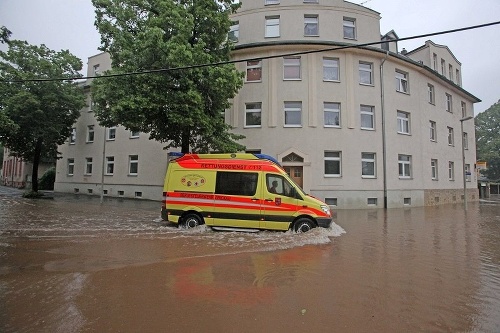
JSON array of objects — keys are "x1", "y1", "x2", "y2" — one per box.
[
  {"x1": 251, "y1": 198, "x2": 259, "y2": 202},
  {"x1": 265, "y1": 199, "x2": 273, "y2": 202}
]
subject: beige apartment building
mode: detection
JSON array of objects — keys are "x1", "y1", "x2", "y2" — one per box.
[{"x1": 55, "y1": 0, "x2": 480, "y2": 208}]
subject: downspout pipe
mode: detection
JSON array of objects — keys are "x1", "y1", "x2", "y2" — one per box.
[{"x1": 380, "y1": 51, "x2": 389, "y2": 209}]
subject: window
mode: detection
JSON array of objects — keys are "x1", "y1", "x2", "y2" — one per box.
[
  {"x1": 447, "y1": 127, "x2": 454, "y2": 146},
  {"x1": 228, "y1": 21, "x2": 239, "y2": 42},
  {"x1": 216, "y1": 171, "x2": 258, "y2": 196},
  {"x1": 448, "y1": 64, "x2": 454, "y2": 82},
  {"x1": 428, "y1": 84, "x2": 435, "y2": 104},
  {"x1": 461, "y1": 101, "x2": 467, "y2": 118},
  {"x1": 130, "y1": 130, "x2": 140, "y2": 138},
  {"x1": 245, "y1": 102, "x2": 262, "y2": 127},
  {"x1": 85, "y1": 157, "x2": 93, "y2": 175},
  {"x1": 465, "y1": 164, "x2": 471, "y2": 182},
  {"x1": 118, "y1": 190, "x2": 124, "y2": 196},
  {"x1": 431, "y1": 159, "x2": 438, "y2": 180},
  {"x1": 325, "y1": 198, "x2": 337, "y2": 206},
  {"x1": 284, "y1": 102, "x2": 302, "y2": 127},
  {"x1": 129, "y1": 155, "x2": 138, "y2": 175},
  {"x1": 397, "y1": 111, "x2": 410, "y2": 134},
  {"x1": 105, "y1": 156, "x2": 114, "y2": 175},
  {"x1": 283, "y1": 57, "x2": 301, "y2": 80},
  {"x1": 395, "y1": 70, "x2": 409, "y2": 93},
  {"x1": 324, "y1": 151, "x2": 341, "y2": 177},
  {"x1": 343, "y1": 18, "x2": 356, "y2": 39},
  {"x1": 246, "y1": 60, "x2": 262, "y2": 82},
  {"x1": 398, "y1": 154, "x2": 412, "y2": 179},
  {"x1": 323, "y1": 57, "x2": 339, "y2": 81},
  {"x1": 265, "y1": 0, "x2": 279, "y2": 4},
  {"x1": 360, "y1": 105, "x2": 374, "y2": 130},
  {"x1": 324, "y1": 102, "x2": 340, "y2": 127},
  {"x1": 304, "y1": 0, "x2": 319, "y2": 2},
  {"x1": 304, "y1": 15, "x2": 318, "y2": 36},
  {"x1": 359, "y1": 62, "x2": 373, "y2": 85},
  {"x1": 87, "y1": 125, "x2": 95, "y2": 143},
  {"x1": 89, "y1": 99, "x2": 96, "y2": 112},
  {"x1": 433, "y1": 53, "x2": 438, "y2": 70},
  {"x1": 67, "y1": 158, "x2": 75, "y2": 176},
  {"x1": 456, "y1": 69, "x2": 461, "y2": 86},
  {"x1": 429, "y1": 121, "x2": 436, "y2": 141},
  {"x1": 107, "y1": 126, "x2": 116, "y2": 140},
  {"x1": 446, "y1": 93, "x2": 453, "y2": 112},
  {"x1": 361, "y1": 152, "x2": 376, "y2": 178},
  {"x1": 266, "y1": 174, "x2": 301, "y2": 199},
  {"x1": 70, "y1": 128, "x2": 76, "y2": 144},
  {"x1": 135, "y1": 192, "x2": 143, "y2": 198},
  {"x1": 448, "y1": 161, "x2": 455, "y2": 180},
  {"x1": 93, "y1": 64, "x2": 100, "y2": 75},
  {"x1": 463, "y1": 132, "x2": 469, "y2": 150},
  {"x1": 367, "y1": 198, "x2": 378, "y2": 206},
  {"x1": 265, "y1": 16, "x2": 280, "y2": 37},
  {"x1": 404, "y1": 198, "x2": 411, "y2": 206},
  {"x1": 441, "y1": 59, "x2": 446, "y2": 76}
]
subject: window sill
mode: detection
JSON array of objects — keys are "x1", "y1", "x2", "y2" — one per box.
[
  {"x1": 361, "y1": 127, "x2": 375, "y2": 131},
  {"x1": 283, "y1": 78, "x2": 301, "y2": 81},
  {"x1": 244, "y1": 125, "x2": 262, "y2": 129},
  {"x1": 128, "y1": 174, "x2": 138, "y2": 177},
  {"x1": 397, "y1": 132, "x2": 411, "y2": 136},
  {"x1": 324, "y1": 175, "x2": 342, "y2": 178},
  {"x1": 323, "y1": 79, "x2": 340, "y2": 83},
  {"x1": 324, "y1": 125, "x2": 341, "y2": 129},
  {"x1": 396, "y1": 90, "x2": 410, "y2": 95},
  {"x1": 284, "y1": 125, "x2": 302, "y2": 128},
  {"x1": 359, "y1": 82, "x2": 374, "y2": 87},
  {"x1": 86, "y1": 141, "x2": 94, "y2": 144},
  {"x1": 304, "y1": 34, "x2": 319, "y2": 37},
  {"x1": 398, "y1": 177, "x2": 413, "y2": 180},
  {"x1": 245, "y1": 80, "x2": 262, "y2": 83},
  {"x1": 362, "y1": 176, "x2": 377, "y2": 179}
]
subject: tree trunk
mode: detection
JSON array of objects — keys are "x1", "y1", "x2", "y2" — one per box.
[
  {"x1": 31, "y1": 137, "x2": 43, "y2": 192},
  {"x1": 181, "y1": 129, "x2": 190, "y2": 153}
]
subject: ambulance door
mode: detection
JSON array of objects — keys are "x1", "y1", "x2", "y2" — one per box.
[
  {"x1": 212, "y1": 171, "x2": 261, "y2": 229},
  {"x1": 261, "y1": 173, "x2": 298, "y2": 230}
]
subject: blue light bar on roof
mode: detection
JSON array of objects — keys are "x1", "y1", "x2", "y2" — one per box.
[{"x1": 254, "y1": 154, "x2": 281, "y2": 166}]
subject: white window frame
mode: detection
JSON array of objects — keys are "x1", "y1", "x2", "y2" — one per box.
[
  {"x1": 265, "y1": 0, "x2": 279, "y2": 4},
  {"x1": 245, "y1": 102, "x2": 262, "y2": 128},
  {"x1": 433, "y1": 53, "x2": 438, "y2": 71},
  {"x1": 430, "y1": 121, "x2": 437, "y2": 142},
  {"x1": 283, "y1": 57, "x2": 301, "y2": 80},
  {"x1": 448, "y1": 161, "x2": 455, "y2": 180},
  {"x1": 360, "y1": 105, "x2": 374, "y2": 130},
  {"x1": 447, "y1": 127, "x2": 454, "y2": 146},
  {"x1": 106, "y1": 126, "x2": 116, "y2": 141},
  {"x1": 265, "y1": 16, "x2": 280, "y2": 38},
  {"x1": 67, "y1": 158, "x2": 75, "y2": 176},
  {"x1": 359, "y1": 62, "x2": 373, "y2": 85},
  {"x1": 129, "y1": 155, "x2": 138, "y2": 175},
  {"x1": 246, "y1": 60, "x2": 262, "y2": 82},
  {"x1": 428, "y1": 83, "x2": 435, "y2": 104},
  {"x1": 304, "y1": 15, "x2": 319, "y2": 36},
  {"x1": 461, "y1": 101, "x2": 467, "y2": 118},
  {"x1": 324, "y1": 151, "x2": 342, "y2": 177},
  {"x1": 431, "y1": 159, "x2": 438, "y2": 180},
  {"x1": 130, "y1": 130, "x2": 140, "y2": 138},
  {"x1": 87, "y1": 125, "x2": 95, "y2": 143},
  {"x1": 446, "y1": 93, "x2": 453, "y2": 112},
  {"x1": 463, "y1": 132, "x2": 468, "y2": 150},
  {"x1": 69, "y1": 128, "x2": 76, "y2": 144},
  {"x1": 441, "y1": 59, "x2": 446, "y2": 76},
  {"x1": 343, "y1": 17, "x2": 356, "y2": 39},
  {"x1": 397, "y1": 111, "x2": 410, "y2": 135},
  {"x1": 456, "y1": 69, "x2": 461, "y2": 86},
  {"x1": 395, "y1": 70, "x2": 409, "y2": 93},
  {"x1": 323, "y1": 57, "x2": 339, "y2": 82},
  {"x1": 465, "y1": 164, "x2": 471, "y2": 182},
  {"x1": 284, "y1": 101, "x2": 302, "y2": 127},
  {"x1": 398, "y1": 154, "x2": 412, "y2": 179},
  {"x1": 449, "y1": 64, "x2": 454, "y2": 82},
  {"x1": 228, "y1": 21, "x2": 239, "y2": 42},
  {"x1": 361, "y1": 152, "x2": 376, "y2": 178},
  {"x1": 85, "y1": 157, "x2": 93, "y2": 175},
  {"x1": 93, "y1": 64, "x2": 100, "y2": 75},
  {"x1": 105, "y1": 156, "x2": 115, "y2": 175},
  {"x1": 324, "y1": 102, "x2": 341, "y2": 128}
]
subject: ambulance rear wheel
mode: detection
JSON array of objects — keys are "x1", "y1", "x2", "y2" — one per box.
[
  {"x1": 293, "y1": 218, "x2": 314, "y2": 233},
  {"x1": 183, "y1": 213, "x2": 203, "y2": 229}
]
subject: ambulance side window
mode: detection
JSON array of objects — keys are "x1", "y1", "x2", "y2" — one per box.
[
  {"x1": 266, "y1": 174, "x2": 298, "y2": 199},
  {"x1": 215, "y1": 171, "x2": 258, "y2": 196}
]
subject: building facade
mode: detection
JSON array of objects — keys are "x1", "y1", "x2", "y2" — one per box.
[
  {"x1": 55, "y1": 0, "x2": 479, "y2": 208},
  {"x1": 2, "y1": 148, "x2": 54, "y2": 188}
]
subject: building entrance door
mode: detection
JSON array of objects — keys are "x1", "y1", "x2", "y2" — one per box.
[{"x1": 284, "y1": 166, "x2": 303, "y2": 188}]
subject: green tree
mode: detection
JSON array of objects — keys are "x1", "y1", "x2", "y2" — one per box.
[
  {"x1": 475, "y1": 101, "x2": 500, "y2": 181},
  {"x1": 91, "y1": 0, "x2": 245, "y2": 153},
  {"x1": 0, "y1": 33, "x2": 85, "y2": 193}
]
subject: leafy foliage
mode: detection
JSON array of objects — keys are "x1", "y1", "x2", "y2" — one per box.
[
  {"x1": 475, "y1": 101, "x2": 500, "y2": 181},
  {"x1": 38, "y1": 167, "x2": 56, "y2": 190},
  {"x1": 91, "y1": 0, "x2": 245, "y2": 153},
  {"x1": 0, "y1": 34, "x2": 85, "y2": 192}
]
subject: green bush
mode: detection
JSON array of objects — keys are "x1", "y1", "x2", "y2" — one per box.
[{"x1": 38, "y1": 167, "x2": 55, "y2": 190}]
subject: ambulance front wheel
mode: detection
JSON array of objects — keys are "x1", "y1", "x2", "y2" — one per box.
[
  {"x1": 293, "y1": 218, "x2": 315, "y2": 233},
  {"x1": 182, "y1": 213, "x2": 204, "y2": 229}
]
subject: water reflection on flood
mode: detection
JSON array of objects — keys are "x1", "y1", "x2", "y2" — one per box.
[{"x1": 0, "y1": 192, "x2": 500, "y2": 332}]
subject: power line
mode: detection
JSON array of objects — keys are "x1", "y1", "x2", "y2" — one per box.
[{"x1": 2, "y1": 20, "x2": 500, "y2": 83}]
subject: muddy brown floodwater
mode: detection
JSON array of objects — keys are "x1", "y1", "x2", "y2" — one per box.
[{"x1": 1, "y1": 188, "x2": 500, "y2": 333}]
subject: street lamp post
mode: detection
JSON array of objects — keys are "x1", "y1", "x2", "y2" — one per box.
[{"x1": 460, "y1": 115, "x2": 473, "y2": 211}]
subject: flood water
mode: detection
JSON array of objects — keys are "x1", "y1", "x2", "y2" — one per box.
[{"x1": 1, "y1": 187, "x2": 499, "y2": 332}]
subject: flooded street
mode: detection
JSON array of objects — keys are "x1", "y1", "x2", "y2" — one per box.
[{"x1": 1, "y1": 187, "x2": 500, "y2": 333}]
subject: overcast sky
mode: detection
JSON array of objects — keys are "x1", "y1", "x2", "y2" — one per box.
[{"x1": 1, "y1": 0, "x2": 499, "y2": 114}]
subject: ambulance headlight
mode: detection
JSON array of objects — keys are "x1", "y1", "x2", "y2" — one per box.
[{"x1": 320, "y1": 205, "x2": 331, "y2": 216}]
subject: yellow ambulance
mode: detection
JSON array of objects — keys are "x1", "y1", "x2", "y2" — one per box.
[{"x1": 161, "y1": 153, "x2": 332, "y2": 232}]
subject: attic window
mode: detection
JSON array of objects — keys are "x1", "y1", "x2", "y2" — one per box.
[{"x1": 282, "y1": 153, "x2": 304, "y2": 163}]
